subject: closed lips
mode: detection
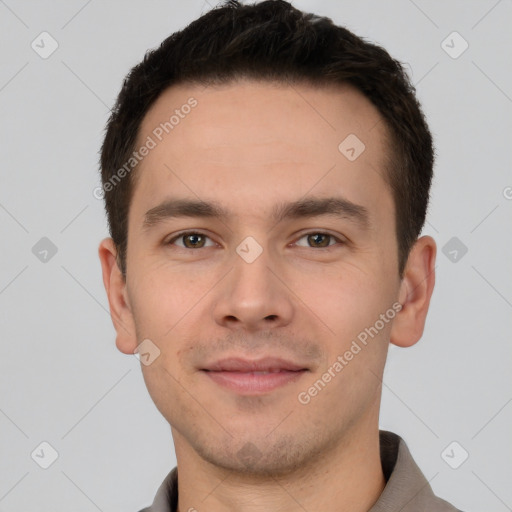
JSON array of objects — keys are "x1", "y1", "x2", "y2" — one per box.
[{"x1": 201, "y1": 357, "x2": 308, "y2": 372}]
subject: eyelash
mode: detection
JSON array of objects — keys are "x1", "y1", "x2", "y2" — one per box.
[{"x1": 165, "y1": 231, "x2": 345, "y2": 250}]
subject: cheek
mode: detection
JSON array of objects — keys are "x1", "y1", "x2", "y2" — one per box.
[
  {"x1": 140, "y1": 361, "x2": 187, "y2": 427},
  {"x1": 293, "y1": 261, "x2": 393, "y2": 343},
  {"x1": 128, "y1": 262, "x2": 202, "y2": 337}
]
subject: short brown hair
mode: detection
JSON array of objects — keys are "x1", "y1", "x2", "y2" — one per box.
[{"x1": 100, "y1": 0, "x2": 434, "y2": 280}]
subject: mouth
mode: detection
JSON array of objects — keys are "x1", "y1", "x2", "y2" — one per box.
[{"x1": 200, "y1": 357, "x2": 309, "y2": 395}]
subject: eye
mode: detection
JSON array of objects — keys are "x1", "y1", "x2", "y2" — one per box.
[
  {"x1": 294, "y1": 232, "x2": 344, "y2": 249},
  {"x1": 166, "y1": 231, "x2": 344, "y2": 250},
  {"x1": 167, "y1": 231, "x2": 216, "y2": 249}
]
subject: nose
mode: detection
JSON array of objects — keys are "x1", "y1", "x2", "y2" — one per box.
[{"x1": 212, "y1": 245, "x2": 294, "y2": 332}]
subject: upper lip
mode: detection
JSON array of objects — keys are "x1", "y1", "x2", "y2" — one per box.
[{"x1": 202, "y1": 357, "x2": 308, "y2": 372}]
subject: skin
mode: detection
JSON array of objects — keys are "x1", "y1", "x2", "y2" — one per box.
[{"x1": 99, "y1": 79, "x2": 436, "y2": 512}]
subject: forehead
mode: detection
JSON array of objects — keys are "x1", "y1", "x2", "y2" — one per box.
[
  {"x1": 131, "y1": 79, "x2": 392, "y2": 225},
  {"x1": 138, "y1": 79, "x2": 386, "y2": 155}
]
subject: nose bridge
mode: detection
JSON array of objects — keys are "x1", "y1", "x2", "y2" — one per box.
[
  {"x1": 212, "y1": 238, "x2": 294, "y2": 329},
  {"x1": 234, "y1": 242, "x2": 273, "y2": 300}
]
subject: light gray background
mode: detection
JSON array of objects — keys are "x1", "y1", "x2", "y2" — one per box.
[{"x1": 1, "y1": 0, "x2": 511, "y2": 511}]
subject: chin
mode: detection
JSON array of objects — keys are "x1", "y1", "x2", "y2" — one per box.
[{"x1": 192, "y1": 432, "x2": 320, "y2": 478}]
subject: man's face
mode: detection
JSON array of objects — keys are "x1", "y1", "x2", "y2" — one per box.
[{"x1": 114, "y1": 80, "x2": 404, "y2": 474}]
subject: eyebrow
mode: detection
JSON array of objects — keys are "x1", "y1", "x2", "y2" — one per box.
[{"x1": 142, "y1": 196, "x2": 371, "y2": 231}]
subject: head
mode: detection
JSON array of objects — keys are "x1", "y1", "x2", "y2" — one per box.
[{"x1": 99, "y1": 0, "x2": 436, "y2": 476}]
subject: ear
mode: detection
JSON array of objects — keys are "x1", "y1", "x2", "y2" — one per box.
[
  {"x1": 98, "y1": 237, "x2": 138, "y2": 355},
  {"x1": 390, "y1": 235, "x2": 436, "y2": 348}
]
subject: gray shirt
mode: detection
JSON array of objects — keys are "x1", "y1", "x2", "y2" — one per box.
[{"x1": 139, "y1": 430, "x2": 463, "y2": 512}]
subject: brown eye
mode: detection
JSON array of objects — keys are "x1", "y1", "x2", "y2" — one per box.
[
  {"x1": 167, "y1": 232, "x2": 214, "y2": 249},
  {"x1": 182, "y1": 233, "x2": 205, "y2": 248},
  {"x1": 308, "y1": 233, "x2": 331, "y2": 248},
  {"x1": 295, "y1": 232, "x2": 342, "y2": 249}
]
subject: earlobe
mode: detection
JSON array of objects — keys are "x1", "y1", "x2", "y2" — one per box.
[
  {"x1": 390, "y1": 235, "x2": 437, "y2": 348},
  {"x1": 98, "y1": 237, "x2": 138, "y2": 355}
]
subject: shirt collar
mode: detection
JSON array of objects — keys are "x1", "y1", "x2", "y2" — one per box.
[{"x1": 368, "y1": 431, "x2": 460, "y2": 511}]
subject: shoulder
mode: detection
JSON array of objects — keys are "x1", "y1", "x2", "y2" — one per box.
[
  {"x1": 376, "y1": 430, "x2": 464, "y2": 512},
  {"x1": 135, "y1": 466, "x2": 178, "y2": 512}
]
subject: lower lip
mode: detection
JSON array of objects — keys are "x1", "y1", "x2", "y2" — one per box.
[{"x1": 202, "y1": 370, "x2": 307, "y2": 394}]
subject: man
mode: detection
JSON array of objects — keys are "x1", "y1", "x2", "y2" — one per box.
[{"x1": 98, "y1": 1, "x2": 463, "y2": 510}]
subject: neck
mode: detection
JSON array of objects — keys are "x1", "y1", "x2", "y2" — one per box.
[{"x1": 173, "y1": 422, "x2": 385, "y2": 512}]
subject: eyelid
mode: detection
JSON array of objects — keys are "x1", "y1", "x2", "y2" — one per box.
[
  {"x1": 165, "y1": 230, "x2": 346, "y2": 249},
  {"x1": 166, "y1": 230, "x2": 217, "y2": 248},
  {"x1": 293, "y1": 230, "x2": 345, "y2": 248}
]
